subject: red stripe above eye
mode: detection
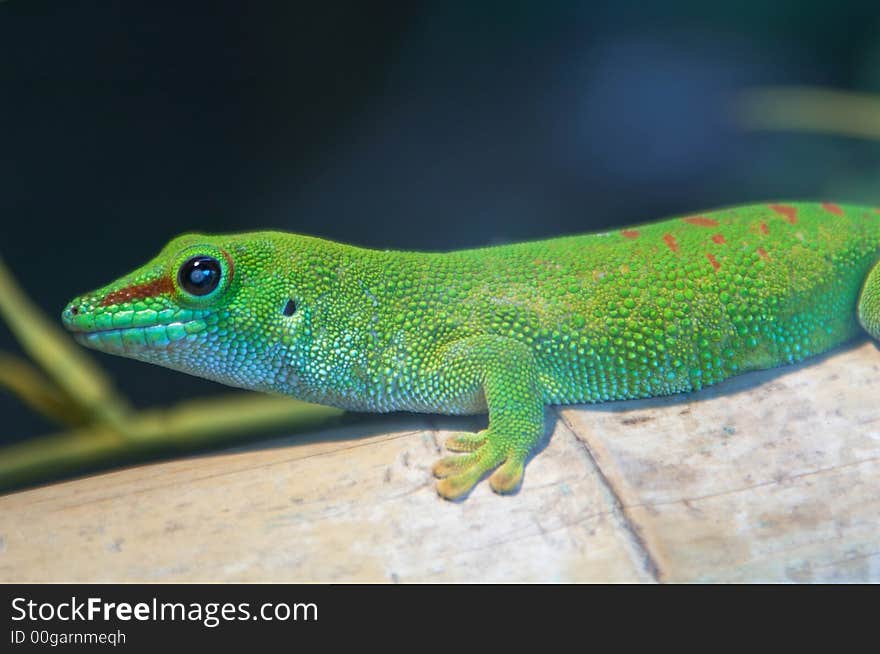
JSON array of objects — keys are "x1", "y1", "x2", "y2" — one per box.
[{"x1": 99, "y1": 276, "x2": 174, "y2": 306}]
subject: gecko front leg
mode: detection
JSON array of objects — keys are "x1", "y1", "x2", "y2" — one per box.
[{"x1": 428, "y1": 335, "x2": 545, "y2": 500}]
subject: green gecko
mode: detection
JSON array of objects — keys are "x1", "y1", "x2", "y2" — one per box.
[{"x1": 62, "y1": 202, "x2": 880, "y2": 499}]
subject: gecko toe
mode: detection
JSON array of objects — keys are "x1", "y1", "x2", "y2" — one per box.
[
  {"x1": 436, "y1": 472, "x2": 483, "y2": 500},
  {"x1": 433, "y1": 444, "x2": 507, "y2": 499},
  {"x1": 444, "y1": 430, "x2": 488, "y2": 452},
  {"x1": 432, "y1": 452, "x2": 477, "y2": 478},
  {"x1": 489, "y1": 457, "x2": 524, "y2": 494}
]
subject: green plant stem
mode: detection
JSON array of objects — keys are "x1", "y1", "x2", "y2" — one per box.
[
  {"x1": 0, "y1": 257, "x2": 132, "y2": 429},
  {"x1": 0, "y1": 352, "x2": 90, "y2": 425},
  {"x1": 737, "y1": 86, "x2": 880, "y2": 140},
  {"x1": 0, "y1": 394, "x2": 344, "y2": 493}
]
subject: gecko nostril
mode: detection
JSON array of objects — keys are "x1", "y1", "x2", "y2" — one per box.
[{"x1": 62, "y1": 303, "x2": 83, "y2": 322}]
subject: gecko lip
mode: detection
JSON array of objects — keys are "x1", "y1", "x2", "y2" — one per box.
[{"x1": 66, "y1": 319, "x2": 209, "y2": 350}]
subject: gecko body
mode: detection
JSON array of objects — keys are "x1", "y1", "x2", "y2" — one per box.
[{"x1": 63, "y1": 202, "x2": 880, "y2": 498}]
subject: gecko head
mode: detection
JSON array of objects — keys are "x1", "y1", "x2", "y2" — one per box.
[{"x1": 61, "y1": 231, "x2": 316, "y2": 391}]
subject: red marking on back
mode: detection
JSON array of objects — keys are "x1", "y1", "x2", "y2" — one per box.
[
  {"x1": 821, "y1": 202, "x2": 844, "y2": 216},
  {"x1": 874, "y1": 208, "x2": 880, "y2": 215},
  {"x1": 662, "y1": 233, "x2": 680, "y2": 253},
  {"x1": 711, "y1": 234, "x2": 726, "y2": 245},
  {"x1": 683, "y1": 215, "x2": 719, "y2": 227},
  {"x1": 706, "y1": 253, "x2": 720, "y2": 271},
  {"x1": 756, "y1": 247, "x2": 770, "y2": 261},
  {"x1": 759, "y1": 222, "x2": 769, "y2": 235},
  {"x1": 99, "y1": 276, "x2": 174, "y2": 307},
  {"x1": 621, "y1": 229, "x2": 640, "y2": 239},
  {"x1": 769, "y1": 204, "x2": 798, "y2": 224}
]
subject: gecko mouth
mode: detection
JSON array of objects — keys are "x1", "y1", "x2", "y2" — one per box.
[
  {"x1": 70, "y1": 320, "x2": 208, "y2": 350},
  {"x1": 62, "y1": 302, "x2": 210, "y2": 351}
]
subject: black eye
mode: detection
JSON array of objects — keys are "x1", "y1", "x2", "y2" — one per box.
[
  {"x1": 178, "y1": 256, "x2": 222, "y2": 296},
  {"x1": 282, "y1": 299, "x2": 297, "y2": 316}
]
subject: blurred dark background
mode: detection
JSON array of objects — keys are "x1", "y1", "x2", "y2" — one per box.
[{"x1": 3, "y1": 0, "x2": 880, "y2": 443}]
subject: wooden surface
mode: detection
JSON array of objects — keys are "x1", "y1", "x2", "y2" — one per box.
[{"x1": 2, "y1": 341, "x2": 880, "y2": 583}]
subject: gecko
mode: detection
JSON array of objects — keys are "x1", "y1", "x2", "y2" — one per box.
[{"x1": 62, "y1": 202, "x2": 880, "y2": 499}]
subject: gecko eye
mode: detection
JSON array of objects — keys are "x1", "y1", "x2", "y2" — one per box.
[{"x1": 178, "y1": 255, "x2": 222, "y2": 296}]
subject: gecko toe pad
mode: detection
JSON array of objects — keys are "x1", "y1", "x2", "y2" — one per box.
[{"x1": 488, "y1": 458, "x2": 524, "y2": 494}]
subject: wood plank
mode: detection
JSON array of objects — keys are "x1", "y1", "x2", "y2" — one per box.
[
  {"x1": 2, "y1": 341, "x2": 878, "y2": 582},
  {"x1": 0, "y1": 416, "x2": 649, "y2": 582},
  {"x1": 559, "y1": 340, "x2": 880, "y2": 582}
]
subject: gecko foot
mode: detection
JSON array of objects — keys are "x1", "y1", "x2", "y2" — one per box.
[{"x1": 432, "y1": 432, "x2": 526, "y2": 499}]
